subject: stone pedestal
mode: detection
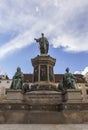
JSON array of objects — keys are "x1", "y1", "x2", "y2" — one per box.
[
  {"x1": 6, "y1": 89, "x2": 23, "y2": 103},
  {"x1": 31, "y1": 55, "x2": 56, "y2": 89},
  {"x1": 64, "y1": 89, "x2": 82, "y2": 103},
  {"x1": 0, "y1": 89, "x2": 88, "y2": 123}
]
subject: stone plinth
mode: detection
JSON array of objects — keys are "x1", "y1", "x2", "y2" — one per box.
[
  {"x1": 25, "y1": 91, "x2": 62, "y2": 105},
  {"x1": 64, "y1": 89, "x2": 82, "y2": 103},
  {"x1": 31, "y1": 55, "x2": 56, "y2": 85},
  {"x1": 6, "y1": 89, "x2": 23, "y2": 103}
]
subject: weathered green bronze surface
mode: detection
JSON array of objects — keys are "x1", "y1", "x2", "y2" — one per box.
[{"x1": 34, "y1": 33, "x2": 49, "y2": 54}]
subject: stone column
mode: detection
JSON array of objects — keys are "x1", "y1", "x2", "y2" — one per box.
[
  {"x1": 38, "y1": 65, "x2": 40, "y2": 82},
  {"x1": 47, "y1": 64, "x2": 50, "y2": 82}
]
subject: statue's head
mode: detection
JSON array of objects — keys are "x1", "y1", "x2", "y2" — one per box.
[
  {"x1": 41, "y1": 33, "x2": 44, "y2": 37},
  {"x1": 17, "y1": 67, "x2": 21, "y2": 72},
  {"x1": 66, "y1": 67, "x2": 70, "y2": 73}
]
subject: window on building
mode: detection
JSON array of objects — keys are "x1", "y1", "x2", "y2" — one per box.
[
  {"x1": 80, "y1": 90, "x2": 82, "y2": 94},
  {"x1": 7, "y1": 81, "x2": 10, "y2": 83},
  {"x1": 86, "y1": 90, "x2": 88, "y2": 95},
  {"x1": 79, "y1": 85, "x2": 81, "y2": 87},
  {"x1": 85, "y1": 83, "x2": 88, "y2": 87}
]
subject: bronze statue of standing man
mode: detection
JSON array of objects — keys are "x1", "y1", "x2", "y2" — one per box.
[{"x1": 34, "y1": 33, "x2": 49, "y2": 54}]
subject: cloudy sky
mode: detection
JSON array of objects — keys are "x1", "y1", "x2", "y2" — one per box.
[{"x1": 0, "y1": 0, "x2": 88, "y2": 78}]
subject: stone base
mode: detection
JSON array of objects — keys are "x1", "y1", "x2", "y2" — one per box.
[
  {"x1": 6, "y1": 89, "x2": 24, "y2": 103},
  {"x1": 0, "y1": 89, "x2": 87, "y2": 123},
  {"x1": 64, "y1": 89, "x2": 82, "y2": 103}
]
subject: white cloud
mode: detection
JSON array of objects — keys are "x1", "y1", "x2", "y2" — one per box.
[
  {"x1": 74, "y1": 71, "x2": 81, "y2": 74},
  {"x1": 0, "y1": 31, "x2": 33, "y2": 58},
  {"x1": 81, "y1": 67, "x2": 88, "y2": 75},
  {"x1": 52, "y1": 33, "x2": 88, "y2": 52},
  {"x1": 74, "y1": 66, "x2": 88, "y2": 75},
  {"x1": 0, "y1": 0, "x2": 88, "y2": 58}
]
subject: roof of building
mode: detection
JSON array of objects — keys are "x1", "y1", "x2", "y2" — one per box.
[
  {"x1": 23, "y1": 74, "x2": 33, "y2": 82},
  {"x1": 74, "y1": 74, "x2": 86, "y2": 83},
  {"x1": 0, "y1": 75, "x2": 9, "y2": 80},
  {"x1": 23, "y1": 73, "x2": 86, "y2": 83}
]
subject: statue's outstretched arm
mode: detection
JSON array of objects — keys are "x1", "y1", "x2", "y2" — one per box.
[{"x1": 34, "y1": 38, "x2": 39, "y2": 42}]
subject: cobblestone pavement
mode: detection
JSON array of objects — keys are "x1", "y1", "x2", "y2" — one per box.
[{"x1": 0, "y1": 124, "x2": 88, "y2": 130}]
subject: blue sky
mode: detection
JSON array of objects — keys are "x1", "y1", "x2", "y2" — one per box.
[{"x1": 0, "y1": 0, "x2": 88, "y2": 78}]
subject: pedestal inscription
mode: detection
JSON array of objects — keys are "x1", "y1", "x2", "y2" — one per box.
[{"x1": 25, "y1": 91, "x2": 62, "y2": 105}]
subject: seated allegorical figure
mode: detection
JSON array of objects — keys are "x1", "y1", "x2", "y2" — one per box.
[
  {"x1": 10, "y1": 67, "x2": 24, "y2": 89},
  {"x1": 63, "y1": 67, "x2": 77, "y2": 90}
]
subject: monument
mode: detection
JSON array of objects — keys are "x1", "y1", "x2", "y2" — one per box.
[
  {"x1": 0, "y1": 33, "x2": 88, "y2": 124},
  {"x1": 31, "y1": 33, "x2": 56, "y2": 90}
]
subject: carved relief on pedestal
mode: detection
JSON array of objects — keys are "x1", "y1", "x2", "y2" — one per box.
[
  {"x1": 34, "y1": 66, "x2": 38, "y2": 82},
  {"x1": 49, "y1": 66, "x2": 54, "y2": 82},
  {"x1": 40, "y1": 65, "x2": 47, "y2": 81}
]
